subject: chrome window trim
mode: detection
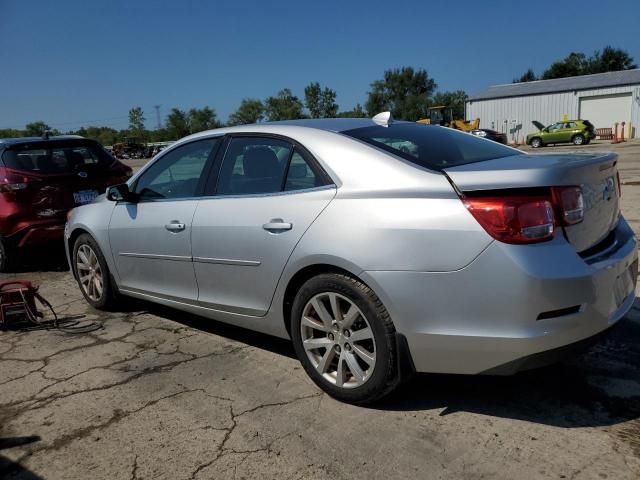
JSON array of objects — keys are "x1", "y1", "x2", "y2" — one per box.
[{"x1": 199, "y1": 184, "x2": 336, "y2": 201}]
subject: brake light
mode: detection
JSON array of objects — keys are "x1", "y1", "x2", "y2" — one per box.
[
  {"x1": 464, "y1": 186, "x2": 584, "y2": 244},
  {"x1": 551, "y1": 186, "x2": 584, "y2": 225},
  {"x1": 464, "y1": 196, "x2": 555, "y2": 244},
  {"x1": 0, "y1": 167, "x2": 30, "y2": 192}
]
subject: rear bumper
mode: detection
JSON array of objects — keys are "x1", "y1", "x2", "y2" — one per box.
[
  {"x1": 362, "y1": 217, "x2": 638, "y2": 375},
  {"x1": 3, "y1": 221, "x2": 65, "y2": 248}
]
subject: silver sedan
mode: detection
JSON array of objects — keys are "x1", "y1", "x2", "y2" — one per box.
[{"x1": 65, "y1": 114, "x2": 638, "y2": 403}]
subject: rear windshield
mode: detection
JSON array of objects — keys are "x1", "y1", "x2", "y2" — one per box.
[
  {"x1": 342, "y1": 123, "x2": 519, "y2": 171},
  {"x1": 2, "y1": 141, "x2": 113, "y2": 174}
]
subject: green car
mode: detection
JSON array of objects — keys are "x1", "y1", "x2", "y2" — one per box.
[{"x1": 526, "y1": 120, "x2": 595, "y2": 148}]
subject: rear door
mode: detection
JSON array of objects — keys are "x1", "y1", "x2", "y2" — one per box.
[
  {"x1": 191, "y1": 135, "x2": 336, "y2": 316},
  {"x1": 109, "y1": 137, "x2": 220, "y2": 301}
]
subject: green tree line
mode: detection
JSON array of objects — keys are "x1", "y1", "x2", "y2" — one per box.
[
  {"x1": 513, "y1": 46, "x2": 636, "y2": 83},
  {"x1": 1, "y1": 45, "x2": 634, "y2": 145}
]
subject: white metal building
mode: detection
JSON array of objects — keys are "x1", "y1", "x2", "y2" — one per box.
[{"x1": 466, "y1": 69, "x2": 640, "y2": 142}]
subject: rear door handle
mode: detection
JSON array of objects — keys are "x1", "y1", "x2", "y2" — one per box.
[
  {"x1": 262, "y1": 218, "x2": 292, "y2": 233},
  {"x1": 165, "y1": 221, "x2": 186, "y2": 232}
]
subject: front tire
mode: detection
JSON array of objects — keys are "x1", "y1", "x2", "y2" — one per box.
[
  {"x1": 572, "y1": 134, "x2": 585, "y2": 145},
  {"x1": 73, "y1": 234, "x2": 117, "y2": 309},
  {"x1": 530, "y1": 137, "x2": 543, "y2": 148},
  {"x1": 290, "y1": 273, "x2": 399, "y2": 404}
]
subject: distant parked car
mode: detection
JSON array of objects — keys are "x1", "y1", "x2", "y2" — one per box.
[
  {"x1": 0, "y1": 135, "x2": 132, "y2": 271},
  {"x1": 65, "y1": 116, "x2": 636, "y2": 404},
  {"x1": 470, "y1": 129, "x2": 508, "y2": 144},
  {"x1": 527, "y1": 120, "x2": 595, "y2": 148}
]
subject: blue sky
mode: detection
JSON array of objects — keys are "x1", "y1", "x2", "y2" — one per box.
[{"x1": 1, "y1": 0, "x2": 638, "y2": 130}]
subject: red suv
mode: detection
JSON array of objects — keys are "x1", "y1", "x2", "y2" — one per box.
[{"x1": 0, "y1": 135, "x2": 132, "y2": 271}]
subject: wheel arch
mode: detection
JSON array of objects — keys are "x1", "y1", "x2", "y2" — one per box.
[
  {"x1": 281, "y1": 261, "x2": 416, "y2": 383},
  {"x1": 282, "y1": 263, "x2": 363, "y2": 336}
]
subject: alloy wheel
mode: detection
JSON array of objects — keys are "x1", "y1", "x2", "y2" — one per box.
[
  {"x1": 76, "y1": 244, "x2": 104, "y2": 302},
  {"x1": 300, "y1": 292, "x2": 376, "y2": 388}
]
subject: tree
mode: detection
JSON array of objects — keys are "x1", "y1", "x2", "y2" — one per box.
[
  {"x1": 228, "y1": 98, "x2": 264, "y2": 125},
  {"x1": 539, "y1": 46, "x2": 636, "y2": 80},
  {"x1": 513, "y1": 69, "x2": 537, "y2": 83},
  {"x1": 24, "y1": 121, "x2": 51, "y2": 136},
  {"x1": 336, "y1": 104, "x2": 367, "y2": 118},
  {"x1": 365, "y1": 67, "x2": 437, "y2": 121},
  {"x1": 188, "y1": 107, "x2": 221, "y2": 133},
  {"x1": 264, "y1": 89, "x2": 305, "y2": 121},
  {"x1": 542, "y1": 52, "x2": 588, "y2": 80},
  {"x1": 304, "y1": 82, "x2": 338, "y2": 118},
  {"x1": 166, "y1": 108, "x2": 190, "y2": 139},
  {"x1": 431, "y1": 90, "x2": 468, "y2": 120},
  {"x1": 128, "y1": 107, "x2": 146, "y2": 136},
  {"x1": 589, "y1": 46, "x2": 637, "y2": 74}
]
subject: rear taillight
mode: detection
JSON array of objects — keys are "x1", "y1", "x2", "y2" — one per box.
[
  {"x1": 0, "y1": 167, "x2": 30, "y2": 192},
  {"x1": 464, "y1": 196, "x2": 555, "y2": 244},
  {"x1": 464, "y1": 186, "x2": 584, "y2": 244},
  {"x1": 551, "y1": 186, "x2": 584, "y2": 225}
]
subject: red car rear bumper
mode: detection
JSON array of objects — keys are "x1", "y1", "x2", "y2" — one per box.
[{"x1": 2, "y1": 220, "x2": 65, "y2": 248}]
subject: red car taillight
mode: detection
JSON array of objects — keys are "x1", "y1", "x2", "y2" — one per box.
[
  {"x1": 0, "y1": 167, "x2": 31, "y2": 192},
  {"x1": 464, "y1": 196, "x2": 555, "y2": 244},
  {"x1": 463, "y1": 186, "x2": 584, "y2": 244}
]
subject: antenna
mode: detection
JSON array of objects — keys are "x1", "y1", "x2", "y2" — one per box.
[{"x1": 153, "y1": 105, "x2": 162, "y2": 129}]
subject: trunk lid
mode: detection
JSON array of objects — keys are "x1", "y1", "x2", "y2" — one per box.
[{"x1": 444, "y1": 152, "x2": 620, "y2": 253}]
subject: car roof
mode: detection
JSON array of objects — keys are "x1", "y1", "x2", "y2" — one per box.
[
  {"x1": 263, "y1": 118, "x2": 400, "y2": 132},
  {"x1": 0, "y1": 135, "x2": 86, "y2": 146}
]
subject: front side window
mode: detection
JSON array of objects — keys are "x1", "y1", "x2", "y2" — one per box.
[
  {"x1": 135, "y1": 138, "x2": 218, "y2": 200},
  {"x1": 548, "y1": 123, "x2": 562, "y2": 132},
  {"x1": 343, "y1": 123, "x2": 519, "y2": 171}
]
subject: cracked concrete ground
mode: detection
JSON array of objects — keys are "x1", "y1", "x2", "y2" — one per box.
[{"x1": 1, "y1": 141, "x2": 640, "y2": 479}]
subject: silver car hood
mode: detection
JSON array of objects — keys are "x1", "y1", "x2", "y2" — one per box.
[{"x1": 444, "y1": 152, "x2": 620, "y2": 253}]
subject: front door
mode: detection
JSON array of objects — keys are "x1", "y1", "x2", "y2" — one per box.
[
  {"x1": 109, "y1": 137, "x2": 220, "y2": 301},
  {"x1": 191, "y1": 136, "x2": 336, "y2": 316}
]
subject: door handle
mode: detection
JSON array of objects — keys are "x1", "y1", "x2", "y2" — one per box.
[
  {"x1": 165, "y1": 221, "x2": 186, "y2": 232},
  {"x1": 262, "y1": 218, "x2": 292, "y2": 233}
]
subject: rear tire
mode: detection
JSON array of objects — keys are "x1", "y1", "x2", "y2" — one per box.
[
  {"x1": 72, "y1": 234, "x2": 118, "y2": 310},
  {"x1": 290, "y1": 273, "x2": 400, "y2": 404},
  {"x1": 572, "y1": 134, "x2": 585, "y2": 145},
  {"x1": 530, "y1": 137, "x2": 543, "y2": 148}
]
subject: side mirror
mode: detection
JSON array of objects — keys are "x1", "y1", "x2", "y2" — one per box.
[{"x1": 106, "y1": 183, "x2": 137, "y2": 202}]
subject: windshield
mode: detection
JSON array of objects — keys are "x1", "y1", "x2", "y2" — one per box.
[
  {"x1": 2, "y1": 141, "x2": 113, "y2": 174},
  {"x1": 342, "y1": 123, "x2": 519, "y2": 171}
]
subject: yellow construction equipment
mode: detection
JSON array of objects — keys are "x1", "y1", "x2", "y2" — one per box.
[{"x1": 417, "y1": 106, "x2": 480, "y2": 132}]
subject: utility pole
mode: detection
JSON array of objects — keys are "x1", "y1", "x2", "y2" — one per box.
[{"x1": 153, "y1": 105, "x2": 162, "y2": 129}]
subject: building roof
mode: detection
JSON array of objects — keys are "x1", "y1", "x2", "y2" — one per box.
[{"x1": 468, "y1": 69, "x2": 640, "y2": 101}]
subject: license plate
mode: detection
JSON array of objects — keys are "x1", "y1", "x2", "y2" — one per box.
[
  {"x1": 73, "y1": 190, "x2": 98, "y2": 204},
  {"x1": 613, "y1": 260, "x2": 637, "y2": 308}
]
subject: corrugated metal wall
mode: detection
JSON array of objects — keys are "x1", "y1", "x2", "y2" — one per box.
[{"x1": 466, "y1": 84, "x2": 640, "y2": 141}]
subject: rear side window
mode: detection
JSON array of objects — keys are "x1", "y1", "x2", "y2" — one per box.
[
  {"x1": 342, "y1": 123, "x2": 519, "y2": 171},
  {"x1": 214, "y1": 137, "x2": 329, "y2": 196},
  {"x1": 2, "y1": 142, "x2": 112, "y2": 173}
]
